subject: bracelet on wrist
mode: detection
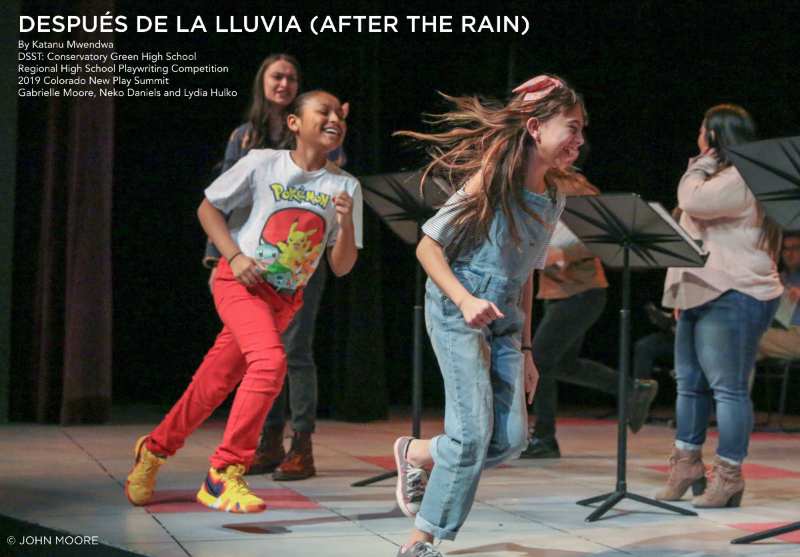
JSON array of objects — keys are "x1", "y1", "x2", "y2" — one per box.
[
  {"x1": 228, "y1": 251, "x2": 243, "y2": 264},
  {"x1": 521, "y1": 345, "x2": 533, "y2": 352}
]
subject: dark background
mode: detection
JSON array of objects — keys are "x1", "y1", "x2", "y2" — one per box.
[{"x1": 11, "y1": 0, "x2": 800, "y2": 421}]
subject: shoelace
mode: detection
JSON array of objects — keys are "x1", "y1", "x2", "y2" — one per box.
[
  {"x1": 139, "y1": 452, "x2": 163, "y2": 476},
  {"x1": 413, "y1": 542, "x2": 442, "y2": 557},
  {"x1": 223, "y1": 466, "x2": 255, "y2": 497},
  {"x1": 406, "y1": 467, "x2": 428, "y2": 502}
]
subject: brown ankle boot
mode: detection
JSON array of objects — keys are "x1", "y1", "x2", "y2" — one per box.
[
  {"x1": 272, "y1": 431, "x2": 316, "y2": 481},
  {"x1": 692, "y1": 457, "x2": 744, "y2": 508},
  {"x1": 246, "y1": 425, "x2": 286, "y2": 475},
  {"x1": 654, "y1": 447, "x2": 706, "y2": 501}
]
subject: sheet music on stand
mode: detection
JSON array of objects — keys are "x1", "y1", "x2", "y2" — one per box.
[
  {"x1": 560, "y1": 194, "x2": 707, "y2": 270},
  {"x1": 647, "y1": 202, "x2": 706, "y2": 256}
]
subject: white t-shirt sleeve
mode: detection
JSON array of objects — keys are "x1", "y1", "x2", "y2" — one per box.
[
  {"x1": 204, "y1": 150, "x2": 261, "y2": 213},
  {"x1": 421, "y1": 190, "x2": 465, "y2": 248},
  {"x1": 327, "y1": 177, "x2": 365, "y2": 248}
]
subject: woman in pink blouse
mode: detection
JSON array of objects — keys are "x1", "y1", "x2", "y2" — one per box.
[{"x1": 656, "y1": 104, "x2": 782, "y2": 508}]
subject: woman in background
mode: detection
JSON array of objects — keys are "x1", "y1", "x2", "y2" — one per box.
[{"x1": 657, "y1": 104, "x2": 782, "y2": 508}]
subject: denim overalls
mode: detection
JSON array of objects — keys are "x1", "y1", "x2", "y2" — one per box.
[{"x1": 417, "y1": 188, "x2": 564, "y2": 540}]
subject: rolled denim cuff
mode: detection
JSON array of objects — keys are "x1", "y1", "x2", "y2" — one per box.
[
  {"x1": 413, "y1": 433, "x2": 460, "y2": 540},
  {"x1": 717, "y1": 453, "x2": 742, "y2": 467},
  {"x1": 414, "y1": 513, "x2": 457, "y2": 541},
  {"x1": 675, "y1": 439, "x2": 702, "y2": 452}
]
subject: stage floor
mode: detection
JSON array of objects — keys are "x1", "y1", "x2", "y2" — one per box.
[{"x1": 2, "y1": 409, "x2": 799, "y2": 556}]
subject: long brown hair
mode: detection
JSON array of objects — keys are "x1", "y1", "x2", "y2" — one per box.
[
  {"x1": 395, "y1": 76, "x2": 585, "y2": 259},
  {"x1": 243, "y1": 53, "x2": 302, "y2": 150},
  {"x1": 679, "y1": 104, "x2": 781, "y2": 260}
]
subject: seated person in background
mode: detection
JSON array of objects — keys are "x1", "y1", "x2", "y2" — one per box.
[
  {"x1": 758, "y1": 231, "x2": 800, "y2": 360},
  {"x1": 633, "y1": 301, "x2": 676, "y2": 382}
]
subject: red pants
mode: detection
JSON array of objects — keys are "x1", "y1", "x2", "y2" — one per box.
[{"x1": 147, "y1": 258, "x2": 302, "y2": 469}]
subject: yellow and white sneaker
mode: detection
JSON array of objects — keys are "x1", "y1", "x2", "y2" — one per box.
[
  {"x1": 196, "y1": 464, "x2": 267, "y2": 513},
  {"x1": 125, "y1": 435, "x2": 166, "y2": 506}
]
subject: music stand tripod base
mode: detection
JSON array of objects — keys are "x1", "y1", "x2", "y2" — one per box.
[
  {"x1": 731, "y1": 521, "x2": 800, "y2": 544},
  {"x1": 577, "y1": 490, "x2": 696, "y2": 522}
]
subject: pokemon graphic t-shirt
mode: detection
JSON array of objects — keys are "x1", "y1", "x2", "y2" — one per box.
[{"x1": 205, "y1": 149, "x2": 363, "y2": 291}]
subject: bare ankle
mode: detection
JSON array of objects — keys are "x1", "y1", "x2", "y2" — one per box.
[
  {"x1": 406, "y1": 439, "x2": 419, "y2": 467},
  {"x1": 406, "y1": 529, "x2": 433, "y2": 547},
  {"x1": 406, "y1": 439, "x2": 432, "y2": 468}
]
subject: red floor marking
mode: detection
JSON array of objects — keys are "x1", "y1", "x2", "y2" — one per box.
[
  {"x1": 647, "y1": 463, "x2": 800, "y2": 479},
  {"x1": 144, "y1": 488, "x2": 320, "y2": 513},
  {"x1": 729, "y1": 522, "x2": 800, "y2": 542}
]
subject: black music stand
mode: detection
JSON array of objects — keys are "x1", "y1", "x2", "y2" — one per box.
[
  {"x1": 725, "y1": 136, "x2": 800, "y2": 229},
  {"x1": 731, "y1": 521, "x2": 800, "y2": 545},
  {"x1": 561, "y1": 193, "x2": 707, "y2": 522},
  {"x1": 725, "y1": 136, "x2": 800, "y2": 544},
  {"x1": 351, "y1": 170, "x2": 448, "y2": 487}
]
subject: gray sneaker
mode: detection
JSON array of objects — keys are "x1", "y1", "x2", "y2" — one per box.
[
  {"x1": 393, "y1": 436, "x2": 428, "y2": 517},
  {"x1": 396, "y1": 541, "x2": 443, "y2": 557}
]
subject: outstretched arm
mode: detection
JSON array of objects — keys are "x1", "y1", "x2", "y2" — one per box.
[{"x1": 416, "y1": 235, "x2": 504, "y2": 328}]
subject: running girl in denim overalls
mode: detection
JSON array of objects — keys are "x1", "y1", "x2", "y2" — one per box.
[{"x1": 391, "y1": 75, "x2": 587, "y2": 557}]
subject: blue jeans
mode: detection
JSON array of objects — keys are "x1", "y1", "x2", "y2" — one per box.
[
  {"x1": 674, "y1": 290, "x2": 778, "y2": 463},
  {"x1": 417, "y1": 279, "x2": 528, "y2": 541}
]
